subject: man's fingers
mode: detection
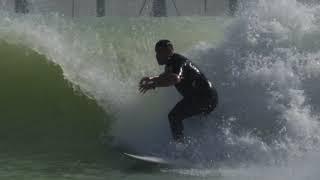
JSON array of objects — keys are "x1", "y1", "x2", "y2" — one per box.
[
  {"x1": 139, "y1": 84, "x2": 146, "y2": 90},
  {"x1": 139, "y1": 82, "x2": 154, "y2": 94},
  {"x1": 139, "y1": 86, "x2": 147, "y2": 94},
  {"x1": 144, "y1": 89, "x2": 149, "y2": 94},
  {"x1": 139, "y1": 87, "x2": 145, "y2": 93},
  {"x1": 142, "y1": 87, "x2": 148, "y2": 93},
  {"x1": 140, "y1": 88, "x2": 146, "y2": 94},
  {"x1": 139, "y1": 86, "x2": 150, "y2": 94}
]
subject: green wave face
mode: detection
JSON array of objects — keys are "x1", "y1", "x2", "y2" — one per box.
[{"x1": 0, "y1": 41, "x2": 109, "y2": 159}]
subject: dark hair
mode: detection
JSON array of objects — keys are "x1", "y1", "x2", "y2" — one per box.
[{"x1": 155, "y1": 39, "x2": 173, "y2": 51}]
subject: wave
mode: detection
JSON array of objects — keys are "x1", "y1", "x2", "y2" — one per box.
[
  {"x1": 0, "y1": 41, "x2": 108, "y2": 159},
  {"x1": 0, "y1": 11, "x2": 226, "y2": 161},
  {"x1": 1, "y1": 0, "x2": 320, "y2": 169}
]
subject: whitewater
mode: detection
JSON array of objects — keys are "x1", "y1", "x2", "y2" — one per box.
[{"x1": 0, "y1": 0, "x2": 320, "y2": 179}]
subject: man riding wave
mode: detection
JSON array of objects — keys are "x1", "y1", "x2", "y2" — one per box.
[{"x1": 139, "y1": 40, "x2": 218, "y2": 143}]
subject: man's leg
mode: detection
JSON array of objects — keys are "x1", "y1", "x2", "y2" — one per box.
[{"x1": 168, "y1": 98, "x2": 204, "y2": 142}]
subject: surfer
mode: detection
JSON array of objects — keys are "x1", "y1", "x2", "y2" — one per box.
[{"x1": 139, "y1": 40, "x2": 218, "y2": 143}]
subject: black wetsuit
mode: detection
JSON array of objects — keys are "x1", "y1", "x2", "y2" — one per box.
[{"x1": 165, "y1": 53, "x2": 218, "y2": 141}]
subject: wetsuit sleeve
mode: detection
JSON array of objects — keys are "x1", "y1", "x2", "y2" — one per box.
[{"x1": 168, "y1": 60, "x2": 184, "y2": 78}]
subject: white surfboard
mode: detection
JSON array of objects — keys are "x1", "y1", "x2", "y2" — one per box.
[
  {"x1": 123, "y1": 152, "x2": 173, "y2": 164},
  {"x1": 123, "y1": 152, "x2": 193, "y2": 166}
]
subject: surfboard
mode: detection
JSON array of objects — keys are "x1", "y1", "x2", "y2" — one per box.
[
  {"x1": 123, "y1": 152, "x2": 194, "y2": 167},
  {"x1": 123, "y1": 152, "x2": 173, "y2": 165}
]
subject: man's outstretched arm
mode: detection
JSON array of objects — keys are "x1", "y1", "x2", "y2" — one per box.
[
  {"x1": 139, "y1": 73, "x2": 181, "y2": 94},
  {"x1": 153, "y1": 73, "x2": 181, "y2": 87}
]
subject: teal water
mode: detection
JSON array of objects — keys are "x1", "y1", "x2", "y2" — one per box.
[{"x1": 1, "y1": 0, "x2": 320, "y2": 179}]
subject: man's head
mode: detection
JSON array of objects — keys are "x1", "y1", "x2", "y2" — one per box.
[{"x1": 155, "y1": 40, "x2": 174, "y2": 65}]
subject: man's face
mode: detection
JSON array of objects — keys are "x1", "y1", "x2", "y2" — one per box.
[{"x1": 155, "y1": 47, "x2": 173, "y2": 65}]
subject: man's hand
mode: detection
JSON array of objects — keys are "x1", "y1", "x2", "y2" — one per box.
[
  {"x1": 138, "y1": 73, "x2": 181, "y2": 94},
  {"x1": 139, "y1": 77, "x2": 152, "y2": 86},
  {"x1": 139, "y1": 77, "x2": 156, "y2": 94}
]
